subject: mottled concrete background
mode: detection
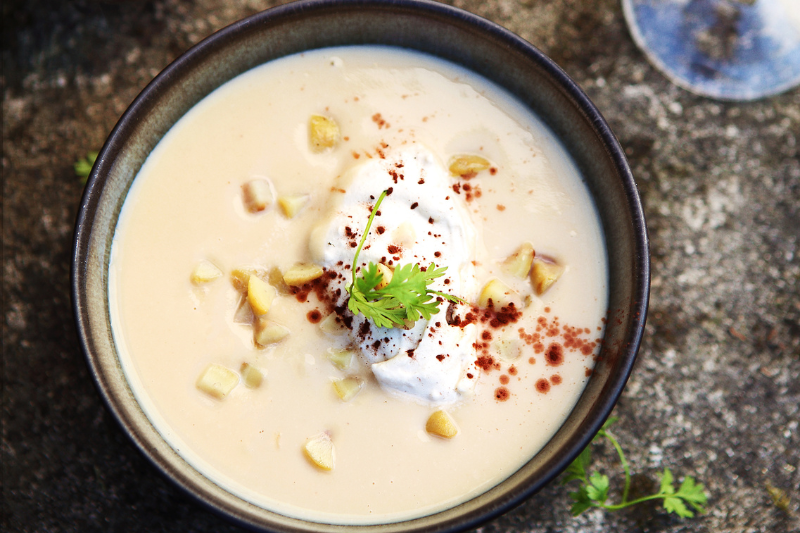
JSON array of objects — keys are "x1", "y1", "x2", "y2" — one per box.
[{"x1": 3, "y1": 0, "x2": 799, "y2": 532}]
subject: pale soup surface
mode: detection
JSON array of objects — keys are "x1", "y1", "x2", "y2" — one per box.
[{"x1": 109, "y1": 46, "x2": 608, "y2": 524}]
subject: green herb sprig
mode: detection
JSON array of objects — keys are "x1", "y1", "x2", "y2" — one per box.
[
  {"x1": 564, "y1": 417, "x2": 708, "y2": 518},
  {"x1": 346, "y1": 190, "x2": 463, "y2": 328},
  {"x1": 74, "y1": 151, "x2": 98, "y2": 183}
]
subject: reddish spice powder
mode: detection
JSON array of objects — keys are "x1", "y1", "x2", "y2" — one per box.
[
  {"x1": 495, "y1": 387, "x2": 510, "y2": 401},
  {"x1": 372, "y1": 113, "x2": 388, "y2": 128},
  {"x1": 475, "y1": 355, "x2": 499, "y2": 372},
  {"x1": 550, "y1": 374, "x2": 562, "y2": 385},
  {"x1": 291, "y1": 284, "x2": 312, "y2": 302},
  {"x1": 545, "y1": 343, "x2": 564, "y2": 366},
  {"x1": 508, "y1": 365, "x2": 518, "y2": 376},
  {"x1": 499, "y1": 375, "x2": 510, "y2": 385},
  {"x1": 306, "y1": 310, "x2": 322, "y2": 323},
  {"x1": 535, "y1": 379, "x2": 550, "y2": 393}
]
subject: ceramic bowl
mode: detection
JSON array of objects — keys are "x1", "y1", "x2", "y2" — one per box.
[{"x1": 72, "y1": 1, "x2": 649, "y2": 531}]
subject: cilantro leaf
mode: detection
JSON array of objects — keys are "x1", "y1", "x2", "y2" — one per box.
[
  {"x1": 354, "y1": 263, "x2": 385, "y2": 293},
  {"x1": 562, "y1": 418, "x2": 708, "y2": 520},
  {"x1": 586, "y1": 472, "x2": 610, "y2": 503},
  {"x1": 601, "y1": 416, "x2": 618, "y2": 431},
  {"x1": 345, "y1": 190, "x2": 463, "y2": 328},
  {"x1": 569, "y1": 485, "x2": 594, "y2": 516},
  {"x1": 563, "y1": 445, "x2": 592, "y2": 485},
  {"x1": 74, "y1": 151, "x2": 98, "y2": 183},
  {"x1": 663, "y1": 496, "x2": 693, "y2": 517},
  {"x1": 659, "y1": 468, "x2": 676, "y2": 495},
  {"x1": 657, "y1": 470, "x2": 706, "y2": 517},
  {"x1": 675, "y1": 476, "x2": 708, "y2": 512},
  {"x1": 347, "y1": 291, "x2": 407, "y2": 329}
]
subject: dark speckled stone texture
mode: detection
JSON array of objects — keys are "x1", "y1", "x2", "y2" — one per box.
[{"x1": 3, "y1": 1, "x2": 799, "y2": 532}]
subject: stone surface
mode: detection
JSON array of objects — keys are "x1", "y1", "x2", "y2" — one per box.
[{"x1": 3, "y1": 0, "x2": 798, "y2": 532}]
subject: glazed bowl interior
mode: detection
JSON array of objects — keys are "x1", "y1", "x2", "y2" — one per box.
[{"x1": 72, "y1": 1, "x2": 649, "y2": 532}]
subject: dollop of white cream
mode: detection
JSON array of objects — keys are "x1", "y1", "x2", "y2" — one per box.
[{"x1": 310, "y1": 147, "x2": 480, "y2": 404}]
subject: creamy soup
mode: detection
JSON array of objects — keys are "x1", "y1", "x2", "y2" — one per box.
[{"x1": 108, "y1": 46, "x2": 608, "y2": 525}]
